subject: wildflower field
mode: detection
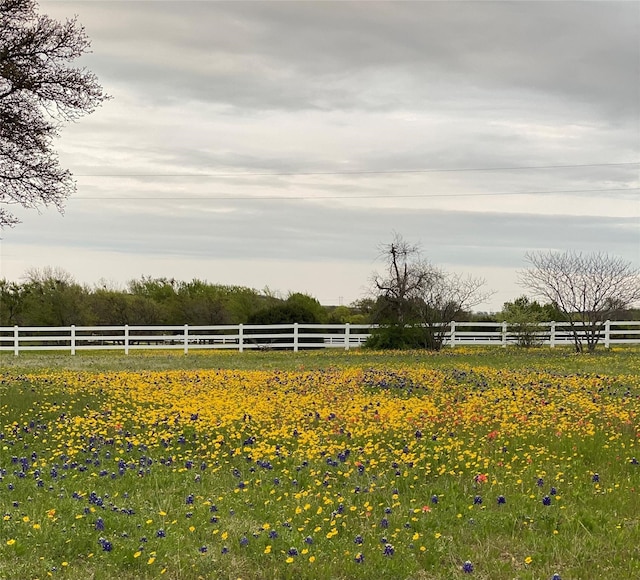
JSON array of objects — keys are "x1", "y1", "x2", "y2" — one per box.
[{"x1": 1, "y1": 348, "x2": 639, "y2": 580}]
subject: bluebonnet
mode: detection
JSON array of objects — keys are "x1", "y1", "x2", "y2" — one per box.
[{"x1": 98, "y1": 538, "x2": 112, "y2": 552}]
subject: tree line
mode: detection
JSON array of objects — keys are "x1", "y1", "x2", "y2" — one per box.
[
  {"x1": 1, "y1": 243, "x2": 639, "y2": 354},
  {"x1": 0, "y1": 267, "x2": 369, "y2": 328}
]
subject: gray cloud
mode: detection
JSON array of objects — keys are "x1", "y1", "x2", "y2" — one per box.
[
  {"x1": 45, "y1": 1, "x2": 639, "y2": 118},
  {"x1": 7, "y1": 199, "x2": 638, "y2": 266}
]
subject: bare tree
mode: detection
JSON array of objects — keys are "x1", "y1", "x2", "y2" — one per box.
[
  {"x1": 518, "y1": 250, "x2": 640, "y2": 352},
  {"x1": 417, "y1": 269, "x2": 491, "y2": 350},
  {"x1": 370, "y1": 234, "x2": 492, "y2": 350},
  {"x1": 372, "y1": 234, "x2": 435, "y2": 326},
  {"x1": 0, "y1": 0, "x2": 109, "y2": 227}
]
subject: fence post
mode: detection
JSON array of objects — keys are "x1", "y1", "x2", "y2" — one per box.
[
  {"x1": 293, "y1": 323, "x2": 299, "y2": 352},
  {"x1": 124, "y1": 324, "x2": 130, "y2": 355},
  {"x1": 184, "y1": 324, "x2": 189, "y2": 354},
  {"x1": 604, "y1": 320, "x2": 610, "y2": 349},
  {"x1": 238, "y1": 324, "x2": 244, "y2": 353},
  {"x1": 13, "y1": 325, "x2": 19, "y2": 356},
  {"x1": 550, "y1": 321, "x2": 556, "y2": 348},
  {"x1": 70, "y1": 325, "x2": 76, "y2": 355},
  {"x1": 450, "y1": 321, "x2": 456, "y2": 347},
  {"x1": 344, "y1": 323, "x2": 350, "y2": 351},
  {"x1": 501, "y1": 321, "x2": 507, "y2": 348}
]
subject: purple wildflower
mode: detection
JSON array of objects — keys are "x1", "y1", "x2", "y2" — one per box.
[{"x1": 99, "y1": 538, "x2": 112, "y2": 552}]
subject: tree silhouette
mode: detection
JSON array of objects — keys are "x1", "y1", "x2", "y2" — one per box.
[{"x1": 1, "y1": 0, "x2": 109, "y2": 226}]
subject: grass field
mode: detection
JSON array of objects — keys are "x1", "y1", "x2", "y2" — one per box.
[{"x1": 1, "y1": 347, "x2": 639, "y2": 579}]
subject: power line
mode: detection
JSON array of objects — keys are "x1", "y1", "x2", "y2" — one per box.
[
  {"x1": 74, "y1": 186, "x2": 640, "y2": 201},
  {"x1": 73, "y1": 161, "x2": 640, "y2": 178}
]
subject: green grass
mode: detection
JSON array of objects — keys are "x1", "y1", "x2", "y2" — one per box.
[
  {"x1": 2, "y1": 345, "x2": 640, "y2": 374},
  {"x1": 1, "y1": 347, "x2": 639, "y2": 579}
]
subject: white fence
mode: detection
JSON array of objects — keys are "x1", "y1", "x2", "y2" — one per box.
[{"x1": 1, "y1": 321, "x2": 639, "y2": 355}]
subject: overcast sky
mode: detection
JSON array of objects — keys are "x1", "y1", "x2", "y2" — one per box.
[{"x1": 1, "y1": 0, "x2": 638, "y2": 310}]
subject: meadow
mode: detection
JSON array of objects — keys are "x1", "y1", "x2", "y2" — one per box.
[{"x1": 1, "y1": 348, "x2": 639, "y2": 580}]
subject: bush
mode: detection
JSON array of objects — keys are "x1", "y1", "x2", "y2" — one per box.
[{"x1": 365, "y1": 324, "x2": 427, "y2": 350}]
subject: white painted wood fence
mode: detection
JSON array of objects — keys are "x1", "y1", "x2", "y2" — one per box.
[{"x1": 1, "y1": 321, "x2": 639, "y2": 355}]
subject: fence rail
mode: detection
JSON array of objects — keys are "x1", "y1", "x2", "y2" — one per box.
[{"x1": 1, "y1": 321, "x2": 640, "y2": 355}]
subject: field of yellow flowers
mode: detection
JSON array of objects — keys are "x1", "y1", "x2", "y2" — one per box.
[{"x1": 1, "y1": 349, "x2": 639, "y2": 579}]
